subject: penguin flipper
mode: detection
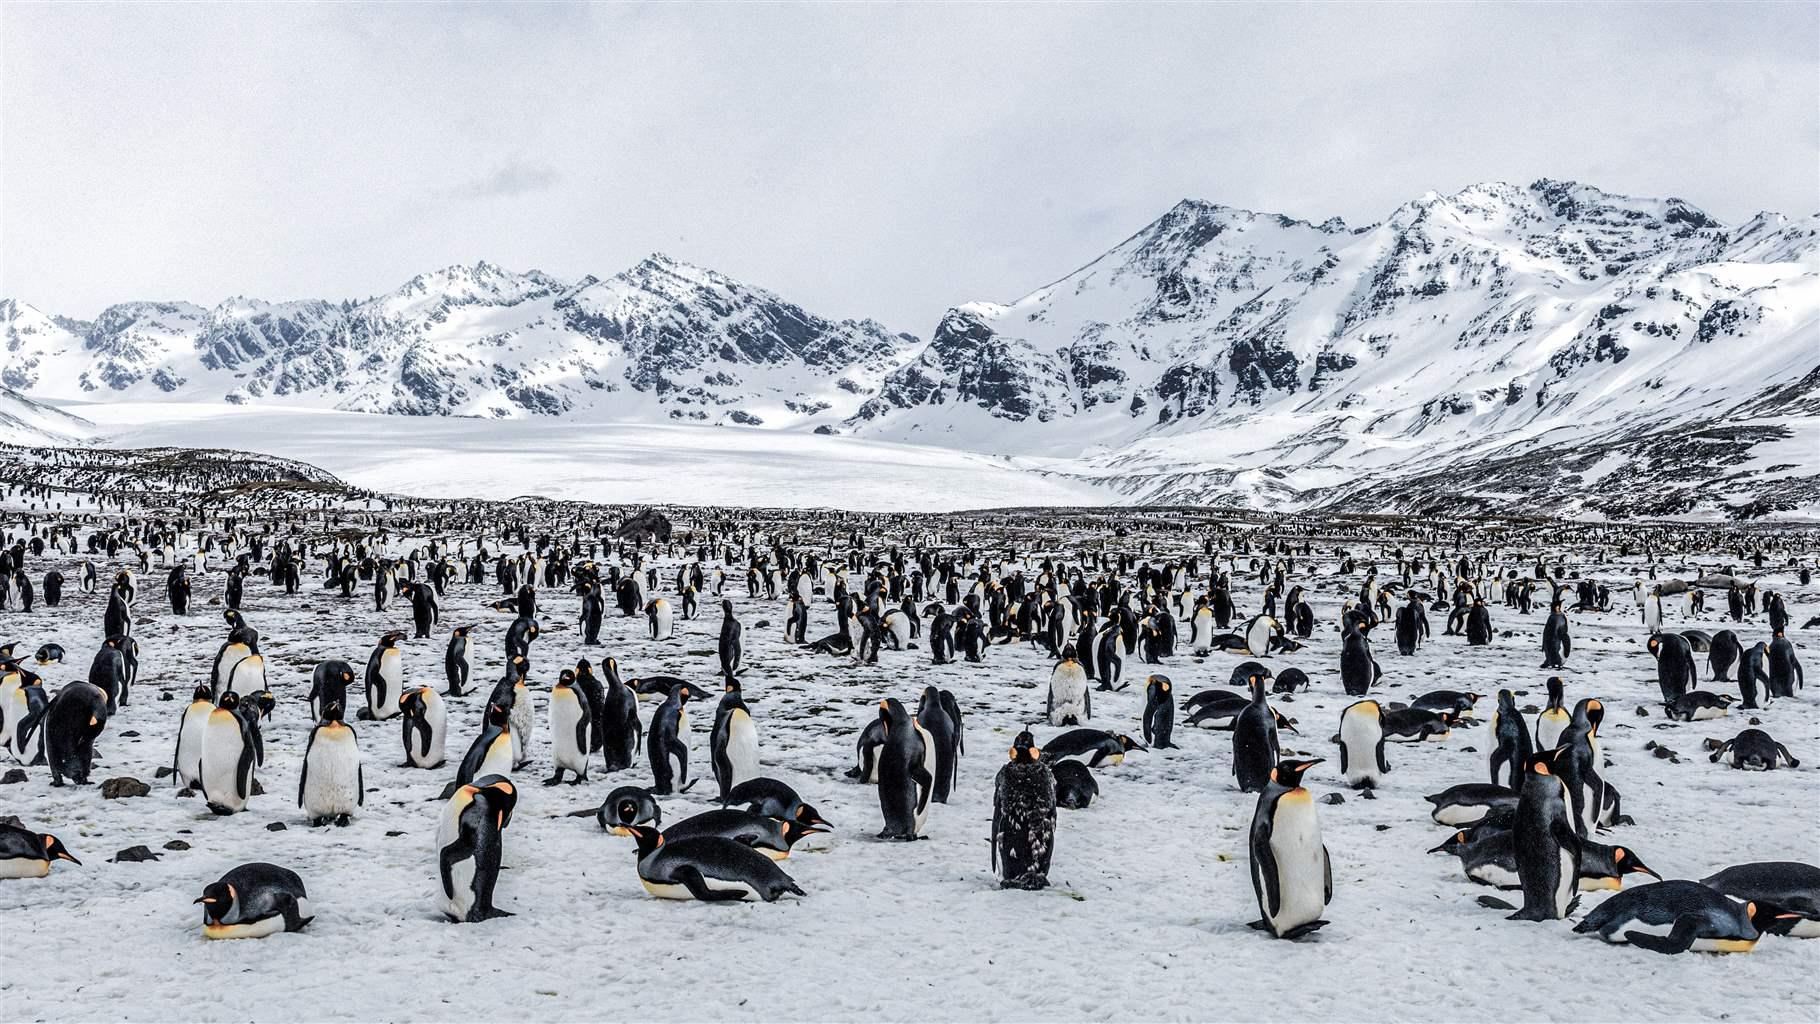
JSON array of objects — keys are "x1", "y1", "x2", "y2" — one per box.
[
  {"x1": 911, "y1": 764, "x2": 933, "y2": 817},
  {"x1": 1375, "y1": 737, "x2": 1391, "y2": 775},
  {"x1": 1252, "y1": 840, "x2": 1281, "y2": 919},
  {"x1": 1476, "y1": 895, "x2": 1518, "y2": 911},
  {"x1": 1624, "y1": 917, "x2": 1698, "y2": 955},
  {"x1": 674, "y1": 865, "x2": 748, "y2": 902},
  {"x1": 279, "y1": 894, "x2": 312, "y2": 933},
  {"x1": 1322, "y1": 844, "x2": 1333, "y2": 905},
  {"x1": 297, "y1": 737, "x2": 311, "y2": 806}
]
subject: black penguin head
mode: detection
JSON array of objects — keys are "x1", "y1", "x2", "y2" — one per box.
[
  {"x1": 195, "y1": 881, "x2": 235, "y2": 923},
  {"x1": 1580, "y1": 698, "x2": 1605, "y2": 732},
  {"x1": 722, "y1": 599, "x2": 735, "y2": 616},
  {"x1": 781, "y1": 818, "x2": 832, "y2": 847},
  {"x1": 793, "y1": 802, "x2": 829, "y2": 828},
  {"x1": 190, "y1": 683, "x2": 213, "y2": 703},
  {"x1": 1116, "y1": 734, "x2": 1148, "y2": 753},
  {"x1": 472, "y1": 775, "x2": 517, "y2": 830},
  {"x1": 1546, "y1": 676, "x2": 1565, "y2": 702},
  {"x1": 1426, "y1": 830, "x2": 1469, "y2": 855},
  {"x1": 1148, "y1": 675, "x2": 1171, "y2": 695},
  {"x1": 1007, "y1": 730, "x2": 1042, "y2": 763},
  {"x1": 400, "y1": 689, "x2": 425, "y2": 715},
  {"x1": 1270, "y1": 757, "x2": 1322, "y2": 788},
  {"x1": 1610, "y1": 847, "x2": 1661, "y2": 880},
  {"x1": 39, "y1": 833, "x2": 79, "y2": 866},
  {"x1": 484, "y1": 703, "x2": 510, "y2": 727},
  {"x1": 217, "y1": 691, "x2": 241, "y2": 712},
  {"x1": 380, "y1": 631, "x2": 405, "y2": 647},
  {"x1": 1646, "y1": 636, "x2": 1661, "y2": 657},
  {"x1": 1526, "y1": 748, "x2": 1563, "y2": 779},
  {"x1": 1271, "y1": 708, "x2": 1300, "y2": 734},
  {"x1": 1497, "y1": 688, "x2": 1518, "y2": 711},
  {"x1": 723, "y1": 675, "x2": 741, "y2": 695},
  {"x1": 321, "y1": 700, "x2": 345, "y2": 724},
  {"x1": 1755, "y1": 903, "x2": 1809, "y2": 936},
  {"x1": 558, "y1": 669, "x2": 576, "y2": 688},
  {"x1": 612, "y1": 823, "x2": 665, "y2": 857}
]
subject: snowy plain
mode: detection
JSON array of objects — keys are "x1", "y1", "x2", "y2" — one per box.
[
  {"x1": 0, "y1": 515, "x2": 1816, "y2": 1022},
  {"x1": 57, "y1": 401, "x2": 1108, "y2": 512}
]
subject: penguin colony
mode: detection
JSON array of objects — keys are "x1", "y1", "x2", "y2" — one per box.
[{"x1": 0, "y1": 488, "x2": 1816, "y2": 1017}]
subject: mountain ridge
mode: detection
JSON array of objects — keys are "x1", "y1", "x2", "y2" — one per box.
[{"x1": 5, "y1": 177, "x2": 1816, "y2": 517}]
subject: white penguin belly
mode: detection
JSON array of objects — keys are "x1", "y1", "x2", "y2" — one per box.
[
  {"x1": 479, "y1": 734, "x2": 515, "y2": 780},
  {"x1": 1, "y1": 687, "x2": 25, "y2": 763},
  {"x1": 1554, "y1": 847, "x2": 1576, "y2": 917},
  {"x1": 1246, "y1": 621, "x2": 1271, "y2": 656},
  {"x1": 0, "y1": 857, "x2": 51, "y2": 879},
  {"x1": 1690, "y1": 706, "x2": 1729, "y2": 721},
  {"x1": 372, "y1": 656, "x2": 402, "y2": 720},
  {"x1": 1781, "y1": 917, "x2": 1820, "y2": 938},
  {"x1": 726, "y1": 712, "x2": 760, "y2": 788},
  {"x1": 1467, "y1": 862, "x2": 1521, "y2": 888},
  {"x1": 1048, "y1": 665, "x2": 1088, "y2": 725},
  {"x1": 227, "y1": 654, "x2": 265, "y2": 695},
  {"x1": 411, "y1": 705, "x2": 447, "y2": 766},
  {"x1": 640, "y1": 877, "x2": 757, "y2": 901},
  {"x1": 1339, "y1": 720, "x2": 1382, "y2": 786},
  {"x1": 510, "y1": 692, "x2": 534, "y2": 766},
  {"x1": 200, "y1": 713, "x2": 250, "y2": 811},
  {"x1": 1432, "y1": 803, "x2": 1486, "y2": 826},
  {"x1": 1266, "y1": 791, "x2": 1326, "y2": 932},
  {"x1": 302, "y1": 730, "x2": 361, "y2": 818},
  {"x1": 215, "y1": 644, "x2": 250, "y2": 695},
  {"x1": 550, "y1": 693, "x2": 587, "y2": 772},
  {"x1": 886, "y1": 616, "x2": 910, "y2": 650},
  {"x1": 437, "y1": 798, "x2": 477, "y2": 918},
  {"x1": 912, "y1": 722, "x2": 936, "y2": 833},
  {"x1": 204, "y1": 899, "x2": 308, "y2": 940},
  {"x1": 1536, "y1": 715, "x2": 1569, "y2": 751},
  {"x1": 177, "y1": 704, "x2": 212, "y2": 785},
  {"x1": 1190, "y1": 617, "x2": 1213, "y2": 654}
]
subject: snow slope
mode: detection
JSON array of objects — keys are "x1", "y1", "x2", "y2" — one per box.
[
  {"x1": 0, "y1": 387, "x2": 95, "y2": 446},
  {"x1": 0, "y1": 510, "x2": 1814, "y2": 1021}
]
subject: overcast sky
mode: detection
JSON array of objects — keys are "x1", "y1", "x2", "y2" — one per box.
[{"x1": 4, "y1": 2, "x2": 1815, "y2": 334}]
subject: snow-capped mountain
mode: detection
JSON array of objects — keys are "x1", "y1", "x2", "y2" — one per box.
[
  {"x1": 5, "y1": 179, "x2": 1815, "y2": 517},
  {"x1": 1, "y1": 257, "x2": 919, "y2": 427},
  {"x1": 850, "y1": 180, "x2": 1819, "y2": 517}
]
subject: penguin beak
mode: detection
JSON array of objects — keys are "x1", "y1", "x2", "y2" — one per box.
[
  {"x1": 57, "y1": 852, "x2": 81, "y2": 865},
  {"x1": 194, "y1": 896, "x2": 214, "y2": 904}
]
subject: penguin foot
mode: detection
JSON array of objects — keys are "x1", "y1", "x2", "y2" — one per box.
[
  {"x1": 1278, "y1": 920, "x2": 1328, "y2": 940},
  {"x1": 334, "y1": 814, "x2": 352, "y2": 827},
  {"x1": 542, "y1": 775, "x2": 565, "y2": 787}
]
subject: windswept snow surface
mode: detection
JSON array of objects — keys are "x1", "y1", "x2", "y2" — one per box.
[
  {"x1": 1, "y1": 525, "x2": 1815, "y2": 1021},
  {"x1": 65, "y1": 402, "x2": 1106, "y2": 512}
]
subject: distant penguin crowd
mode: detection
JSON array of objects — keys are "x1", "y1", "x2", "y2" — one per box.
[{"x1": 0, "y1": 493, "x2": 1815, "y2": 958}]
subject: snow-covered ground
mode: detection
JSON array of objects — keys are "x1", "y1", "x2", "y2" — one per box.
[
  {"x1": 1, "y1": 513, "x2": 1815, "y2": 1021},
  {"x1": 59, "y1": 401, "x2": 1108, "y2": 512}
]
